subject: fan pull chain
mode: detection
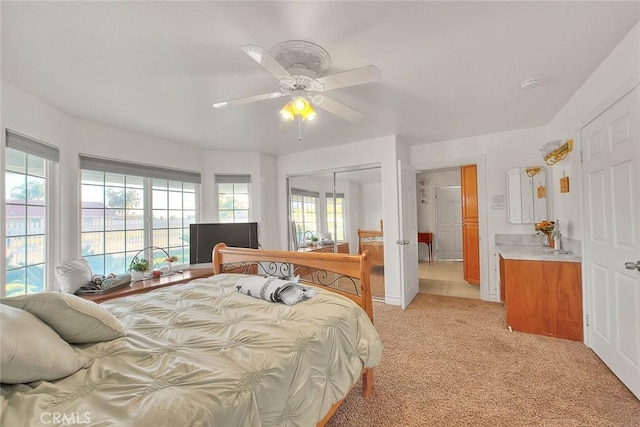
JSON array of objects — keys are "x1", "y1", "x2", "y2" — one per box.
[{"x1": 298, "y1": 115, "x2": 302, "y2": 142}]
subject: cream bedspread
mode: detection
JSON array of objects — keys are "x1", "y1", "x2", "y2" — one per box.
[{"x1": 1, "y1": 274, "x2": 382, "y2": 426}]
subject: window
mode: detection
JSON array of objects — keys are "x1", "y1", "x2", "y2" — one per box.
[
  {"x1": 290, "y1": 188, "x2": 319, "y2": 244},
  {"x1": 216, "y1": 174, "x2": 250, "y2": 223},
  {"x1": 152, "y1": 179, "x2": 196, "y2": 264},
  {"x1": 4, "y1": 130, "x2": 59, "y2": 297},
  {"x1": 326, "y1": 193, "x2": 346, "y2": 241},
  {"x1": 80, "y1": 155, "x2": 200, "y2": 275}
]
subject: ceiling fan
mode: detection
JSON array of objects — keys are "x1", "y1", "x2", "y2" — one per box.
[{"x1": 212, "y1": 40, "x2": 381, "y2": 123}]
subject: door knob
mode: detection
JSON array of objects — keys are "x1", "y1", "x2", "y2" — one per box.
[{"x1": 624, "y1": 261, "x2": 640, "y2": 272}]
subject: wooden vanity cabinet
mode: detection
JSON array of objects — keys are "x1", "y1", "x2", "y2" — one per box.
[{"x1": 500, "y1": 256, "x2": 583, "y2": 341}]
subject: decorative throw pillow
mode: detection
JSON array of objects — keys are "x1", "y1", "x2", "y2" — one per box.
[
  {"x1": 236, "y1": 276, "x2": 318, "y2": 306},
  {"x1": 55, "y1": 259, "x2": 93, "y2": 294},
  {"x1": 2, "y1": 292, "x2": 126, "y2": 344},
  {"x1": 0, "y1": 305, "x2": 89, "y2": 384}
]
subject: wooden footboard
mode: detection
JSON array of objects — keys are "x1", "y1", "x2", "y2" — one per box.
[{"x1": 212, "y1": 243, "x2": 376, "y2": 425}]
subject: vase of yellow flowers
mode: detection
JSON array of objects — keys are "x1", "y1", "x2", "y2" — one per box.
[{"x1": 535, "y1": 220, "x2": 555, "y2": 248}]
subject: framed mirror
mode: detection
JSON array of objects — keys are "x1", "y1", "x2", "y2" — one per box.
[{"x1": 506, "y1": 166, "x2": 547, "y2": 224}]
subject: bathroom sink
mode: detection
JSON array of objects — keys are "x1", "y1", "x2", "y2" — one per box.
[{"x1": 545, "y1": 249, "x2": 569, "y2": 255}]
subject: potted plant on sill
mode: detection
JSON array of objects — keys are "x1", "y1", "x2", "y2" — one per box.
[{"x1": 129, "y1": 257, "x2": 149, "y2": 281}]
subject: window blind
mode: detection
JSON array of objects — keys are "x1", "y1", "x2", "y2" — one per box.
[
  {"x1": 79, "y1": 154, "x2": 201, "y2": 184},
  {"x1": 292, "y1": 188, "x2": 320, "y2": 198},
  {"x1": 215, "y1": 174, "x2": 251, "y2": 184},
  {"x1": 6, "y1": 130, "x2": 59, "y2": 162},
  {"x1": 325, "y1": 193, "x2": 345, "y2": 198}
]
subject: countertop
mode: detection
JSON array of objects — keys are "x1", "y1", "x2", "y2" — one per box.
[{"x1": 496, "y1": 244, "x2": 582, "y2": 263}]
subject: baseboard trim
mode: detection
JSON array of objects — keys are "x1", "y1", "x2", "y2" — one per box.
[{"x1": 385, "y1": 295, "x2": 401, "y2": 306}]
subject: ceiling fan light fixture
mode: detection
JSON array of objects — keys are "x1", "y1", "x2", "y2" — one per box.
[
  {"x1": 279, "y1": 103, "x2": 295, "y2": 121},
  {"x1": 293, "y1": 97, "x2": 307, "y2": 112},
  {"x1": 305, "y1": 111, "x2": 317, "y2": 122},
  {"x1": 301, "y1": 101, "x2": 316, "y2": 122}
]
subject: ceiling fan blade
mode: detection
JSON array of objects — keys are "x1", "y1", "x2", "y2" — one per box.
[
  {"x1": 313, "y1": 96, "x2": 363, "y2": 122},
  {"x1": 213, "y1": 91, "x2": 285, "y2": 109},
  {"x1": 314, "y1": 65, "x2": 381, "y2": 91},
  {"x1": 241, "y1": 44, "x2": 292, "y2": 81}
]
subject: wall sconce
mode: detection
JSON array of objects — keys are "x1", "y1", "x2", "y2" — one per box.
[
  {"x1": 540, "y1": 139, "x2": 574, "y2": 165},
  {"x1": 525, "y1": 166, "x2": 542, "y2": 177}
]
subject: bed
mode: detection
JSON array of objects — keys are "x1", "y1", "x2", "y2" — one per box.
[
  {"x1": 0, "y1": 244, "x2": 382, "y2": 426},
  {"x1": 357, "y1": 220, "x2": 384, "y2": 266}
]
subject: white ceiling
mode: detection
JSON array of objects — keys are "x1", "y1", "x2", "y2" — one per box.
[{"x1": 2, "y1": 1, "x2": 639, "y2": 156}]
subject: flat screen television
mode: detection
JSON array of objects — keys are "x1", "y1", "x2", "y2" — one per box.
[{"x1": 189, "y1": 222, "x2": 259, "y2": 264}]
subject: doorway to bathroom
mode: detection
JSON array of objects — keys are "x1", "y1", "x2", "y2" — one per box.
[{"x1": 416, "y1": 168, "x2": 480, "y2": 300}]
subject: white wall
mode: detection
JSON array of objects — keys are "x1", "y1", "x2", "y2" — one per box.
[
  {"x1": 259, "y1": 153, "x2": 279, "y2": 250},
  {"x1": 360, "y1": 182, "x2": 382, "y2": 230},
  {"x1": 546, "y1": 21, "x2": 640, "y2": 242},
  {"x1": 344, "y1": 179, "x2": 361, "y2": 255},
  {"x1": 410, "y1": 126, "x2": 547, "y2": 300},
  {"x1": 1, "y1": 80, "x2": 280, "y2": 268},
  {"x1": 1, "y1": 81, "x2": 205, "y2": 266},
  {"x1": 1, "y1": 81, "x2": 73, "y2": 274},
  {"x1": 200, "y1": 150, "x2": 278, "y2": 249}
]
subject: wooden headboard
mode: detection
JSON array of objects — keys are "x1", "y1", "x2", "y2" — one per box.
[
  {"x1": 357, "y1": 220, "x2": 384, "y2": 267},
  {"x1": 212, "y1": 243, "x2": 373, "y2": 322}
]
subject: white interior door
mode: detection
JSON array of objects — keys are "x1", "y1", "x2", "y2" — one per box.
[
  {"x1": 581, "y1": 86, "x2": 640, "y2": 399},
  {"x1": 435, "y1": 186, "x2": 463, "y2": 260},
  {"x1": 398, "y1": 160, "x2": 418, "y2": 309}
]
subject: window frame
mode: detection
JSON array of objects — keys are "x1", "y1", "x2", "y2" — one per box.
[
  {"x1": 150, "y1": 178, "x2": 197, "y2": 266},
  {"x1": 290, "y1": 188, "x2": 320, "y2": 245},
  {"x1": 79, "y1": 156, "x2": 200, "y2": 276},
  {"x1": 326, "y1": 192, "x2": 346, "y2": 242},
  {"x1": 3, "y1": 131, "x2": 59, "y2": 298},
  {"x1": 216, "y1": 174, "x2": 251, "y2": 223}
]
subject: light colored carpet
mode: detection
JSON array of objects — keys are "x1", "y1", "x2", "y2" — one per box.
[
  {"x1": 327, "y1": 293, "x2": 639, "y2": 426},
  {"x1": 370, "y1": 266, "x2": 385, "y2": 299}
]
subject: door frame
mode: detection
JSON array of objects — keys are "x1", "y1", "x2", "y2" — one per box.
[
  {"x1": 435, "y1": 185, "x2": 463, "y2": 261},
  {"x1": 398, "y1": 160, "x2": 419, "y2": 308},
  {"x1": 413, "y1": 156, "x2": 490, "y2": 300}
]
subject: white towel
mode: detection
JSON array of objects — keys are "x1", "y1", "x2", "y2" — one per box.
[{"x1": 235, "y1": 276, "x2": 318, "y2": 306}]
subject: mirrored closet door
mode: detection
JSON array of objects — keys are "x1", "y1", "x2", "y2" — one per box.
[{"x1": 286, "y1": 165, "x2": 385, "y2": 299}]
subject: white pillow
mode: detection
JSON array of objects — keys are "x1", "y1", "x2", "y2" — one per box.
[
  {"x1": 2, "y1": 292, "x2": 126, "y2": 344},
  {"x1": 55, "y1": 259, "x2": 92, "y2": 294},
  {"x1": 0, "y1": 305, "x2": 89, "y2": 384}
]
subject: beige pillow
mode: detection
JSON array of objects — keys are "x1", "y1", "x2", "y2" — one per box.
[
  {"x1": 55, "y1": 259, "x2": 92, "y2": 294},
  {"x1": 2, "y1": 292, "x2": 126, "y2": 344},
  {"x1": 0, "y1": 305, "x2": 89, "y2": 384}
]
